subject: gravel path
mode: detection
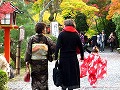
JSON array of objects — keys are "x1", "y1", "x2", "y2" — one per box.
[{"x1": 8, "y1": 48, "x2": 120, "y2": 90}]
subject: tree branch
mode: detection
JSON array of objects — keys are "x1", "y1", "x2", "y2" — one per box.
[{"x1": 39, "y1": 0, "x2": 54, "y2": 22}]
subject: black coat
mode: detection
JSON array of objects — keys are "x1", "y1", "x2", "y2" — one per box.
[
  {"x1": 55, "y1": 31, "x2": 84, "y2": 89},
  {"x1": 91, "y1": 35, "x2": 97, "y2": 47}
]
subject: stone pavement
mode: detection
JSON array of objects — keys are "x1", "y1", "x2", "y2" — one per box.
[{"x1": 8, "y1": 48, "x2": 120, "y2": 90}]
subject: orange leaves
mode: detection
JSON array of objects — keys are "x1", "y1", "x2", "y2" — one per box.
[
  {"x1": 111, "y1": 0, "x2": 120, "y2": 2},
  {"x1": 106, "y1": 0, "x2": 120, "y2": 20},
  {"x1": 82, "y1": 0, "x2": 90, "y2": 3}
]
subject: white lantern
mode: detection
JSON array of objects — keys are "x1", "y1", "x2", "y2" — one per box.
[
  {"x1": 1, "y1": 14, "x2": 11, "y2": 25},
  {"x1": 0, "y1": 12, "x2": 17, "y2": 25}
]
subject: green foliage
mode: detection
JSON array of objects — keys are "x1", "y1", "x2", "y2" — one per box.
[
  {"x1": 93, "y1": 17, "x2": 115, "y2": 38},
  {"x1": 20, "y1": 24, "x2": 35, "y2": 67},
  {"x1": 112, "y1": 13, "x2": 120, "y2": 46},
  {"x1": 0, "y1": 30, "x2": 4, "y2": 53},
  {"x1": 105, "y1": 19, "x2": 116, "y2": 37},
  {"x1": 0, "y1": 70, "x2": 8, "y2": 90},
  {"x1": 75, "y1": 12, "x2": 89, "y2": 32},
  {"x1": 9, "y1": 59, "x2": 15, "y2": 69},
  {"x1": 46, "y1": 34, "x2": 57, "y2": 42},
  {"x1": 32, "y1": 0, "x2": 44, "y2": 13},
  {"x1": 85, "y1": 28, "x2": 97, "y2": 38},
  {"x1": 20, "y1": 40, "x2": 29, "y2": 67},
  {"x1": 0, "y1": 30, "x2": 4, "y2": 42},
  {"x1": 86, "y1": 0, "x2": 112, "y2": 38}
]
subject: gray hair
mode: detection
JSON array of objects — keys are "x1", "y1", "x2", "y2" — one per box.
[{"x1": 64, "y1": 19, "x2": 76, "y2": 27}]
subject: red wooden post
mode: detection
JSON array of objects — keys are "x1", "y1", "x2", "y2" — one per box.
[
  {"x1": 4, "y1": 27, "x2": 10, "y2": 63},
  {"x1": 1, "y1": 25, "x2": 18, "y2": 63}
]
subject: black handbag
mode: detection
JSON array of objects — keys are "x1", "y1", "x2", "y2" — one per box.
[{"x1": 53, "y1": 60, "x2": 62, "y2": 87}]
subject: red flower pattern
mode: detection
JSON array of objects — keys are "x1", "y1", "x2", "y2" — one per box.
[{"x1": 80, "y1": 53, "x2": 107, "y2": 87}]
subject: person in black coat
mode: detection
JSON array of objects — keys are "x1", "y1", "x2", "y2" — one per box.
[{"x1": 55, "y1": 19, "x2": 84, "y2": 90}]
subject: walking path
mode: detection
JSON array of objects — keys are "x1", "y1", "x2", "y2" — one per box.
[{"x1": 8, "y1": 48, "x2": 120, "y2": 90}]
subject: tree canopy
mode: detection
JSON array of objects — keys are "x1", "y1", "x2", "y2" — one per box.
[{"x1": 107, "y1": 0, "x2": 120, "y2": 20}]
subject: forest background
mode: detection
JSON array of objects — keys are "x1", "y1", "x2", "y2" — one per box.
[{"x1": 0, "y1": 0, "x2": 120, "y2": 68}]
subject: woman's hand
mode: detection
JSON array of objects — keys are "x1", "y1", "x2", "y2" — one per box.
[
  {"x1": 26, "y1": 62, "x2": 29, "y2": 68},
  {"x1": 26, "y1": 62, "x2": 30, "y2": 73}
]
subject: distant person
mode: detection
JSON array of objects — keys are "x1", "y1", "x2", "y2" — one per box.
[
  {"x1": 79, "y1": 32, "x2": 85, "y2": 46},
  {"x1": 55, "y1": 19, "x2": 84, "y2": 90},
  {"x1": 91, "y1": 34, "x2": 97, "y2": 47},
  {"x1": 84, "y1": 35, "x2": 89, "y2": 46},
  {"x1": 79, "y1": 32, "x2": 91, "y2": 53},
  {"x1": 108, "y1": 32, "x2": 116, "y2": 52},
  {"x1": 99, "y1": 30, "x2": 106, "y2": 52},
  {"x1": 24, "y1": 22, "x2": 56, "y2": 90},
  {"x1": 97, "y1": 32, "x2": 100, "y2": 47},
  {"x1": 84, "y1": 35, "x2": 92, "y2": 53}
]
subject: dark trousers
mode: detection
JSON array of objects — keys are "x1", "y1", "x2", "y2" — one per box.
[
  {"x1": 110, "y1": 42, "x2": 114, "y2": 52},
  {"x1": 100, "y1": 42, "x2": 105, "y2": 52}
]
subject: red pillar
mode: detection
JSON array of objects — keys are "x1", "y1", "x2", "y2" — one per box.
[
  {"x1": 4, "y1": 28, "x2": 10, "y2": 63},
  {"x1": 1, "y1": 25, "x2": 18, "y2": 63}
]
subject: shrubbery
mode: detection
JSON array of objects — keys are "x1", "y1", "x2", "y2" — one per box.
[
  {"x1": 0, "y1": 69, "x2": 8, "y2": 90},
  {"x1": 47, "y1": 34, "x2": 57, "y2": 42}
]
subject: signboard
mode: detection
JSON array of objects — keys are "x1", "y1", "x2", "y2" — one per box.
[
  {"x1": 19, "y1": 25, "x2": 25, "y2": 41},
  {"x1": 50, "y1": 22, "x2": 59, "y2": 38}
]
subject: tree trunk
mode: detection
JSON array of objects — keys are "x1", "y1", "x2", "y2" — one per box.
[{"x1": 39, "y1": 0, "x2": 54, "y2": 22}]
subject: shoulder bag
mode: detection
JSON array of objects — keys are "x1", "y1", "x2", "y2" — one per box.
[{"x1": 53, "y1": 60, "x2": 62, "y2": 87}]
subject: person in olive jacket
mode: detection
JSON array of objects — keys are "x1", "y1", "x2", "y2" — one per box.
[{"x1": 55, "y1": 19, "x2": 84, "y2": 90}]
